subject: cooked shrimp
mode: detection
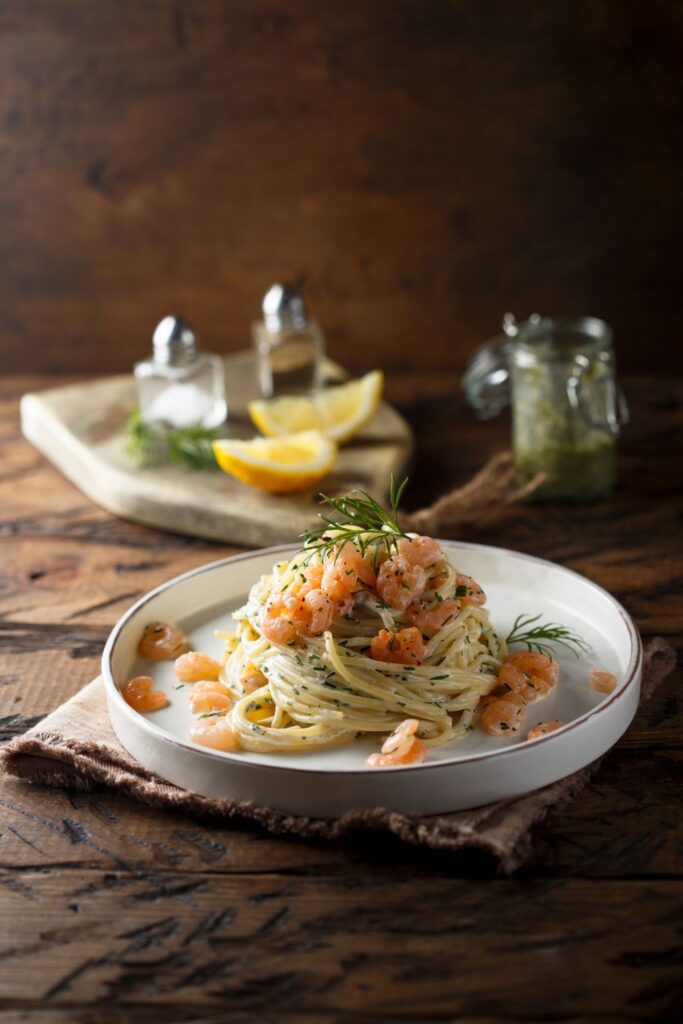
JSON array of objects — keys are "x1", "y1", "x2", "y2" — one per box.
[
  {"x1": 481, "y1": 692, "x2": 526, "y2": 735},
  {"x1": 506, "y1": 651, "x2": 560, "y2": 684},
  {"x1": 406, "y1": 598, "x2": 460, "y2": 636},
  {"x1": 527, "y1": 720, "x2": 565, "y2": 740},
  {"x1": 455, "y1": 574, "x2": 487, "y2": 607},
  {"x1": 367, "y1": 718, "x2": 427, "y2": 768},
  {"x1": 498, "y1": 665, "x2": 553, "y2": 703},
  {"x1": 397, "y1": 535, "x2": 442, "y2": 568},
  {"x1": 138, "y1": 621, "x2": 188, "y2": 660},
  {"x1": 289, "y1": 563, "x2": 324, "y2": 597},
  {"x1": 190, "y1": 715, "x2": 239, "y2": 751},
  {"x1": 240, "y1": 662, "x2": 267, "y2": 694},
  {"x1": 519, "y1": 677, "x2": 555, "y2": 703},
  {"x1": 589, "y1": 668, "x2": 617, "y2": 694},
  {"x1": 376, "y1": 555, "x2": 426, "y2": 611},
  {"x1": 262, "y1": 594, "x2": 299, "y2": 644},
  {"x1": 370, "y1": 627, "x2": 426, "y2": 665},
  {"x1": 382, "y1": 718, "x2": 419, "y2": 754},
  {"x1": 301, "y1": 590, "x2": 334, "y2": 635},
  {"x1": 334, "y1": 595, "x2": 356, "y2": 619},
  {"x1": 188, "y1": 680, "x2": 233, "y2": 713},
  {"x1": 174, "y1": 650, "x2": 222, "y2": 682},
  {"x1": 297, "y1": 590, "x2": 335, "y2": 635},
  {"x1": 262, "y1": 589, "x2": 335, "y2": 643},
  {"x1": 498, "y1": 651, "x2": 559, "y2": 702},
  {"x1": 122, "y1": 675, "x2": 167, "y2": 712},
  {"x1": 497, "y1": 663, "x2": 525, "y2": 692},
  {"x1": 321, "y1": 541, "x2": 376, "y2": 602}
]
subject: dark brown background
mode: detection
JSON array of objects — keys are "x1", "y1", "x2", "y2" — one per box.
[{"x1": 1, "y1": 0, "x2": 681, "y2": 376}]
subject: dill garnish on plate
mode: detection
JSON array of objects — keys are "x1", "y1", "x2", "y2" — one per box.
[{"x1": 506, "y1": 613, "x2": 590, "y2": 659}]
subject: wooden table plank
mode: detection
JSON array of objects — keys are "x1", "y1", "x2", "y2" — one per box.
[{"x1": 0, "y1": 870, "x2": 680, "y2": 1019}]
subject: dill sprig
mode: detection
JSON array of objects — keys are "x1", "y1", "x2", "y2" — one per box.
[
  {"x1": 506, "y1": 613, "x2": 591, "y2": 659},
  {"x1": 300, "y1": 475, "x2": 410, "y2": 563},
  {"x1": 125, "y1": 408, "x2": 218, "y2": 470}
]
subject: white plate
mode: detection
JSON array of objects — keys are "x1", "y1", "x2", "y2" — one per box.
[{"x1": 102, "y1": 542, "x2": 641, "y2": 817}]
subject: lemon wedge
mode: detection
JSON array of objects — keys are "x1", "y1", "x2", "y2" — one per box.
[
  {"x1": 248, "y1": 369, "x2": 384, "y2": 445},
  {"x1": 212, "y1": 431, "x2": 336, "y2": 493}
]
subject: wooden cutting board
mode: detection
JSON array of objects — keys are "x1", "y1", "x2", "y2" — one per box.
[{"x1": 20, "y1": 352, "x2": 413, "y2": 547}]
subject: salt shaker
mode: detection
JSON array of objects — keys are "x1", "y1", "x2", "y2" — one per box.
[
  {"x1": 463, "y1": 314, "x2": 629, "y2": 501},
  {"x1": 134, "y1": 316, "x2": 227, "y2": 429},
  {"x1": 252, "y1": 284, "x2": 325, "y2": 397}
]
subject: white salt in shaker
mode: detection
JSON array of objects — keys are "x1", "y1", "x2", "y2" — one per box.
[{"x1": 134, "y1": 316, "x2": 227, "y2": 429}]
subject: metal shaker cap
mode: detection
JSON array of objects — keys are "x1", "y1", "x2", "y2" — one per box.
[
  {"x1": 152, "y1": 316, "x2": 198, "y2": 366},
  {"x1": 262, "y1": 284, "x2": 308, "y2": 333}
]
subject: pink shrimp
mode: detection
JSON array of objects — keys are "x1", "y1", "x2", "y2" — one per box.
[
  {"x1": 262, "y1": 589, "x2": 334, "y2": 644},
  {"x1": 455, "y1": 574, "x2": 487, "y2": 607},
  {"x1": 188, "y1": 680, "x2": 233, "y2": 713},
  {"x1": 367, "y1": 718, "x2": 427, "y2": 768},
  {"x1": 481, "y1": 691, "x2": 526, "y2": 735},
  {"x1": 261, "y1": 594, "x2": 299, "y2": 644},
  {"x1": 498, "y1": 651, "x2": 559, "y2": 703},
  {"x1": 406, "y1": 598, "x2": 460, "y2": 636},
  {"x1": 506, "y1": 651, "x2": 560, "y2": 684},
  {"x1": 289, "y1": 564, "x2": 324, "y2": 597},
  {"x1": 589, "y1": 668, "x2": 617, "y2": 694},
  {"x1": 376, "y1": 555, "x2": 426, "y2": 611},
  {"x1": 370, "y1": 627, "x2": 426, "y2": 666},
  {"x1": 334, "y1": 595, "x2": 356, "y2": 619},
  {"x1": 397, "y1": 535, "x2": 442, "y2": 568},
  {"x1": 121, "y1": 675, "x2": 167, "y2": 712},
  {"x1": 519, "y1": 677, "x2": 555, "y2": 703},
  {"x1": 174, "y1": 651, "x2": 222, "y2": 682},
  {"x1": 527, "y1": 720, "x2": 565, "y2": 741},
  {"x1": 137, "y1": 621, "x2": 188, "y2": 660},
  {"x1": 240, "y1": 662, "x2": 268, "y2": 694},
  {"x1": 189, "y1": 715, "x2": 239, "y2": 751},
  {"x1": 321, "y1": 541, "x2": 377, "y2": 602},
  {"x1": 292, "y1": 590, "x2": 335, "y2": 635}
]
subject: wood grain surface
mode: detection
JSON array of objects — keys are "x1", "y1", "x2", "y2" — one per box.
[
  {"x1": 1, "y1": 1, "x2": 682, "y2": 377},
  {"x1": 0, "y1": 372, "x2": 681, "y2": 1021}
]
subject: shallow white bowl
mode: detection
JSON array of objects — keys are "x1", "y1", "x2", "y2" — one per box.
[{"x1": 102, "y1": 542, "x2": 641, "y2": 817}]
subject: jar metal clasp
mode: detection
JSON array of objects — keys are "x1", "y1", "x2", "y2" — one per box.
[{"x1": 567, "y1": 353, "x2": 630, "y2": 437}]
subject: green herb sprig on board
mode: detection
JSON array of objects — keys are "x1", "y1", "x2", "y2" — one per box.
[
  {"x1": 125, "y1": 408, "x2": 218, "y2": 470},
  {"x1": 506, "y1": 613, "x2": 590, "y2": 659},
  {"x1": 300, "y1": 475, "x2": 410, "y2": 564}
]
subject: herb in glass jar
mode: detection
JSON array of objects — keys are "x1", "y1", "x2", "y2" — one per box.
[{"x1": 463, "y1": 314, "x2": 628, "y2": 502}]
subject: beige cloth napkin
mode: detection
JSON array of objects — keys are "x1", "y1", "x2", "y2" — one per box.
[{"x1": 1, "y1": 637, "x2": 674, "y2": 873}]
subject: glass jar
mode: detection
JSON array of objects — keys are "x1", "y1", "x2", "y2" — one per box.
[
  {"x1": 463, "y1": 314, "x2": 629, "y2": 501},
  {"x1": 135, "y1": 316, "x2": 227, "y2": 429},
  {"x1": 252, "y1": 284, "x2": 325, "y2": 398}
]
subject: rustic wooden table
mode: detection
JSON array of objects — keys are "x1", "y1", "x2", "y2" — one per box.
[{"x1": 0, "y1": 374, "x2": 680, "y2": 1023}]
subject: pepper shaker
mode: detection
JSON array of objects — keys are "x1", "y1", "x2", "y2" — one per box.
[
  {"x1": 252, "y1": 284, "x2": 325, "y2": 397},
  {"x1": 134, "y1": 316, "x2": 227, "y2": 429}
]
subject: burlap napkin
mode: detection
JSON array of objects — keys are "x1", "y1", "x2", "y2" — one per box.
[{"x1": 1, "y1": 637, "x2": 674, "y2": 873}]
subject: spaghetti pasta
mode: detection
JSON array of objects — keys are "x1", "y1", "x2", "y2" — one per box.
[{"x1": 203, "y1": 528, "x2": 506, "y2": 759}]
